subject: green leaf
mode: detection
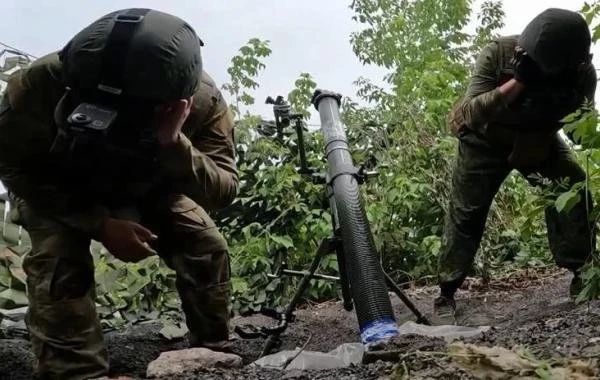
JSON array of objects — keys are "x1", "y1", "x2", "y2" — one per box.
[
  {"x1": 266, "y1": 278, "x2": 281, "y2": 292},
  {"x1": 231, "y1": 277, "x2": 249, "y2": 293},
  {"x1": 555, "y1": 190, "x2": 581, "y2": 214},
  {"x1": 127, "y1": 276, "x2": 151, "y2": 295},
  {"x1": 162, "y1": 293, "x2": 182, "y2": 310},
  {"x1": 0, "y1": 266, "x2": 10, "y2": 288},
  {"x1": 255, "y1": 290, "x2": 267, "y2": 304},
  {"x1": 159, "y1": 321, "x2": 188, "y2": 340},
  {"x1": 0, "y1": 288, "x2": 28, "y2": 307},
  {"x1": 270, "y1": 235, "x2": 294, "y2": 249},
  {"x1": 9, "y1": 267, "x2": 26, "y2": 287},
  {"x1": 581, "y1": 2, "x2": 590, "y2": 13},
  {"x1": 593, "y1": 26, "x2": 600, "y2": 43}
]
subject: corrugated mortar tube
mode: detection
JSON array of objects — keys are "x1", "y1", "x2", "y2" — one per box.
[{"x1": 311, "y1": 89, "x2": 399, "y2": 345}]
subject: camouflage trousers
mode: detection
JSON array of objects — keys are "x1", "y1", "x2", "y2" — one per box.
[
  {"x1": 438, "y1": 129, "x2": 595, "y2": 297},
  {"x1": 12, "y1": 193, "x2": 231, "y2": 380}
]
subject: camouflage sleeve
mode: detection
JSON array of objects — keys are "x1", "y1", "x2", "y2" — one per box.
[
  {"x1": 0, "y1": 69, "x2": 109, "y2": 237},
  {"x1": 460, "y1": 42, "x2": 508, "y2": 130},
  {"x1": 157, "y1": 87, "x2": 238, "y2": 210}
]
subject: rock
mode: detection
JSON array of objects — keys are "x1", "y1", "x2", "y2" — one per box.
[
  {"x1": 146, "y1": 347, "x2": 242, "y2": 378},
  {"x1": 544, "y1": 317, "x2": 564, "y2": 329}
]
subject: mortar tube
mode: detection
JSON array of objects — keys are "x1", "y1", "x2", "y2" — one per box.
[{"x1": 311, "y1": 89, "x2": 399, "y2": 345}]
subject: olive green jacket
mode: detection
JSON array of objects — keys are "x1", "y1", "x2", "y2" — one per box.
[
  {"x1": 0, "y1": 52, "x2": 238, "y2": 237},
  {"x1": 449, "y1": 35, "x2": 597, "y2": 165}
]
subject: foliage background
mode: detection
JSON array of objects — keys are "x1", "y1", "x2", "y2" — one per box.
[{"x1": 0, "y1": 0, "x2": 600, "y2": 329}]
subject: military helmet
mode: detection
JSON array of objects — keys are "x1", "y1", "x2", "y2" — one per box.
[
  {"x1": 518, "y1": 8, "x2": 591, "y2": 75},
  {"x1": 58, "y1": 8, "x2": 203, "y2": 102}
]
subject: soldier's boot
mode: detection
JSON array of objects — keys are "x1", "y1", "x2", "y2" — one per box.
[
  {"x1": 433, "y1": 280, "x2": 459, "y2": 321},
  {"x1": 20, "y1": 210, "x2": 108, "y2": 380},
  {"x1": 433, "y1": 295, "x2": 456, "y2": 319},
  {"x1": 150, "y1": 195, "x2": 234, "y2": 354},
  {"x1": 569, "y1": 271, "x2": 584, "y2": 299}
]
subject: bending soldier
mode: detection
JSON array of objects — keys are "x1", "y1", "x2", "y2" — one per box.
[
  {"x1": 0, "y1": 8, "x2": 237, "y2": 379},
  {"x1": 436, "y1": 8, "x2": 597, "y2": 316}
]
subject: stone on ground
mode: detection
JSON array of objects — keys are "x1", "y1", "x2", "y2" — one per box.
[{"x1": 146, "y1": 347, "x2": 243, "y2": 378}]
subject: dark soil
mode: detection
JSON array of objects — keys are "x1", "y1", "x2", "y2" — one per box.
[{"x1": 2, "y1": 268, "x2": 600, "y2": 379}]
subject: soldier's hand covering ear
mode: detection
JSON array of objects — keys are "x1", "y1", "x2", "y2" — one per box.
[
  {"x1": 513, "y1": 47, "x2": 542, "y2": 84},
  {"x1": 97, "y1": 217, "x2": 158, "y2": 262},
  {"x1": 153, "y1": 98, "x2": 193, "y2": 146}
]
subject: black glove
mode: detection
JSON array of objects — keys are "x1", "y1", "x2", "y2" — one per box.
[{"x1": 513, "y1": 50, "x2": 542, "y2": 84}]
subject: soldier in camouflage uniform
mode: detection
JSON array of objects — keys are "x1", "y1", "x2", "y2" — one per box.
[
  {"x1": 435, "y1": 8, "x2": 597, "y2": 317},
  {"x1": 0, "y1": 8, "x2": 237, "y2": 379}
]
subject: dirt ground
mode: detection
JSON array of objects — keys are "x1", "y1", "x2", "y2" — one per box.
[{"x1": 2, "y1": 267, "x2": 600, "y2": 379}]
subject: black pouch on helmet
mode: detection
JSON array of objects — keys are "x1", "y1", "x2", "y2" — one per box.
[{"x1": 50, "y1": 9, "x2": 159, "y2": 181}]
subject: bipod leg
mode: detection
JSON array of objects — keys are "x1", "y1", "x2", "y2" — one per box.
[
  {"x1": 260, "y1": 238, "x2": 336, "y2": 357},
  {"x1": 334, "y1": 238, "x2": 353, "y2": 311},
  {"x1": 383, "y1": 271, "x2": 431, "y2": 325}
]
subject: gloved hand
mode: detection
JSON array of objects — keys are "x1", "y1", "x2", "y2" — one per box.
[
  {"x1": 97, "y1": 217, "x2": 158, "y2": 262},
  {"x1": 513, "y1": 48, "x2": 542, "y2": 84}
]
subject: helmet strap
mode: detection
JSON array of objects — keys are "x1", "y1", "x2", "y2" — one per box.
[{"x1": 98, "y1": 8, "x2": 150, "y2": 98}]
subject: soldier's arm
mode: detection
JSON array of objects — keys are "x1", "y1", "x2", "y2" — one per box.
[
  {"x1": 157, "y1": 87, "x2": 238, "y2": 210},
  {"x1": 0, "y1": 89, "x2": 109, "y2": 237},
  {"x1": 461, "y1": 42, "x2": 521, "y2": 129}
]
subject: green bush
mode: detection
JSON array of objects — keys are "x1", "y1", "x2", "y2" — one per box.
[{"x1": 2, "y1": 1, "x2": 599, "y2": 325}]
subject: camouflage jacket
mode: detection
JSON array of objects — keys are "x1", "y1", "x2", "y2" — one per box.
[
  {"x1": 0, "y1": 52, "x2": 238, "y2": 236},
  {"x1": 449, "y1": 35, "x2": 597, "y2": 150}
]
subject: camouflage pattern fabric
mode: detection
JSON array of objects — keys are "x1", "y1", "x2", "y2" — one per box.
[
  {"x1": 0, "y1": 53, "x2": 237, "y2": 379},
  {"x1": 438, "y1": 129, "x2": 595, "y2": 296},
  {"x1": 13, "y1": 193, "x2": 231, "y2": 379},
  {"x1": 451, "y1": 36, "x2": 596, "y2": 158},
  {"x1": 439, "y1": 35, "x2": 597, "y2": 297}
]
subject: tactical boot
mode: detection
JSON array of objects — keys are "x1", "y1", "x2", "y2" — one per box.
[
  {"x1": 188, "y1": 332, "x2": 238, "y2": 354},
  {"x1": 433, "y1": 295, "x2": 456, "y2": 319},
  {"x1": 199, "y1": 339, "x2": 237, "y2": 354},
  {"x1": 569, "y1": 272, "x2": 584, "y2": 299}
]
